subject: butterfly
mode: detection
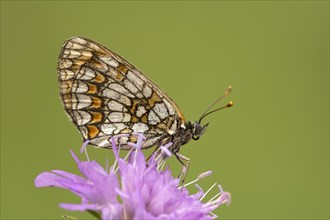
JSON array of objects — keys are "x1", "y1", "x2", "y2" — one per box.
[{"x1": 57, "y1": 36, "x2": 232, "y2": 180}]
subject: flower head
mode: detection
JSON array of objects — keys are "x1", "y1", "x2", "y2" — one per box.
[{"x1": 35, "y1": 133, "x2": 230, "y2": 219}]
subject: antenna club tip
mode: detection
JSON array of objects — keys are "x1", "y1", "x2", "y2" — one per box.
[
  {"x1": 224, "y1": 86, "x2": 232, "y2": 95},
  {"x1": 228, "y1": 101, "x2": 234, "y2": 107}
]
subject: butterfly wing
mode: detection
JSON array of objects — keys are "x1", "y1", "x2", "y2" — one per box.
[{"x1": 57, "y1": 37, "x2": 186, "y2": 149}]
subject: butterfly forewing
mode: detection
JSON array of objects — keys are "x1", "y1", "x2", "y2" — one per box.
[{"x1": 57, "y1": 37, "x2": 186, "y2": 149}]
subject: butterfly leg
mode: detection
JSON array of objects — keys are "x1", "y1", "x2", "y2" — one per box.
[
  {"x1": 146, "y1": 145, "x2": 160, "y2": 164},
  {"x1": 175, "y1": 153, "x2": 191, "y2": 185}
]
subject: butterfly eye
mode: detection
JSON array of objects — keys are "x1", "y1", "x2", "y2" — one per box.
[{"x1": 192, "y1": 135, "x2": 200, "y2": 141}]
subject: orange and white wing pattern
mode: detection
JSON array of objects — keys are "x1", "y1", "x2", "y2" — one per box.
[{"x1": 57, "y1": 37, "x2": 186, "y2": 149}]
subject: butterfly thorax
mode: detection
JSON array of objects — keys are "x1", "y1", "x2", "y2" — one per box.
[{"x1": 169, "y1": 121, "x2": 208, "y2": 154}]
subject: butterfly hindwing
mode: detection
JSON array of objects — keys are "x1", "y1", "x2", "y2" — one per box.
[{"x1": 57, "y1": 37, "x2": 185, "y2": 149}]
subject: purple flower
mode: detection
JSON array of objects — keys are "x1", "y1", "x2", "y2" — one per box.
[{"x1": 35, "y1": 133, "x2": 230, "y2": 219}]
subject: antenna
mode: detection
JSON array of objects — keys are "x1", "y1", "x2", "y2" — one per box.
[{"x1": 198, "y1": 86, "x2": 233, "y2": 123}]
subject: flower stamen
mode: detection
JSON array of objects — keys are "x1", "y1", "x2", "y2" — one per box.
[
  {"x1": 210, "y1": 211, "x2": 218, "y2": 219},
  {"x1": 80, "y1": 140, "x2": 91, "y2": 161},
  {"x1": 157, "y1": 158, "x2": 167, "y2": 171},
  {"x1": 180, "y1": 170, "x2": 213, "y2": 189},
  {"x1": 80, "y1": 140, "x2": 90, "y2": 153},
  {"x1": 207, "y1": 192, "x2": 221, "y2": 203},
  {"x1": 200, "y1": 182, "x2": 217, "y2": 201}
]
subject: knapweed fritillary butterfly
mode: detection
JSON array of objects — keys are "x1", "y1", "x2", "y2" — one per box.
[{"x1": 57, "y1": 37, "x2": 233, "y2": 181}]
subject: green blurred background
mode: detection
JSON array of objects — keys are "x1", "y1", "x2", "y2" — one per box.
[{"x1": 1, "y1": 1, "x2": 329, "y2": 219}]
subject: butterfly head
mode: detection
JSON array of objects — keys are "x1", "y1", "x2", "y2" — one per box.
[{"x1": 191, "y1": 122, "x2": 209, "y2": 140}]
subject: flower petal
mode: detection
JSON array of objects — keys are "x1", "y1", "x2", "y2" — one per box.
[{"x1": 60, "y1": 203, "x2": 98, "y2": 211}]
